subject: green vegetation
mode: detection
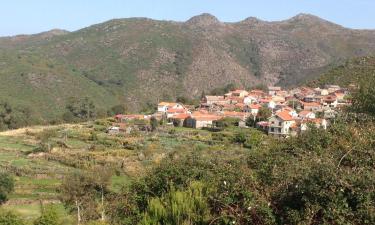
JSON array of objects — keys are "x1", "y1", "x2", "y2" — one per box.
[
  {"x1": 0, "y1": 54, "x2": 375, "y2": 224},
  {"x1": 0, "y1": 173, "x2": 14, "y2": 205},
  {"x1": 0, "y1": 210, "x2": 25, "y2": 225},
  {"x1": 351, "y1": 73, "x2": 375, "y2": 117},
  {"x1": 309, "y1": 56, "x2": 375, "y2": 88},
  {"x1": 2, "y1": 16, "x2": 374, "y2": 124}
]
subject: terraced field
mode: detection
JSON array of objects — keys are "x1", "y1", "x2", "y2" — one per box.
[{"x1": 0, "y1": 119, "x2": 264, "y2": 222}]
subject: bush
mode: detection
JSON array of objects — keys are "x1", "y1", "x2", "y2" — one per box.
[
  {"x1": 33, "y1": 206, "x2": 60, "y2": 225},
  {"x1": 0, "y1": 173, "x2": 14, "y2": 205}
]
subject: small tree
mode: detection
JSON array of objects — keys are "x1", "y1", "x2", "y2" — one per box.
[
  {"x1": 59, "y1": 168, "x2": 112, "y2": 224},
  {"x1": 351, "y1": 76, "x2": 375, "y2": 116},
  {"x1": 150, "y1": 117, "x2": 158, "y2": 132},
  {"x1": 108, "y1": 105, "x2": 127, "y2": 116},
  {"x1": 0, "y1": 173, "x2": 14, "y2": 205},
  {"x1": 257, "y1": 107, "x2": 272, "y2": 121},
  {"x1": 65, "y1": 97, "x2": 97, "y2": 121}
]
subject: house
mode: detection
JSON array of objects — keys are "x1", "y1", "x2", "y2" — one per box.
[
  {"x1": 322, "y1": 95, "x2": 338, "y2": 108},
  {"x1": 249, "y1": 90, "x2": 266, "y2": 100},
  {"x1": 226, "y1": 90, "x2": 249, "y2": 98},
  {"x1": 300, "y1": 101, "x2": 322, "y2": 112},
  {"x1": 202, "y1": 96, "x2": 229, "y2": 106},
  {"x1": 158, "y1": 102, "x2": 185, "y2": 113},
  {"x1": 280, "y1": 107, "x2": 298, "y2": 118},
  {"x1": 170, "y1": 113, "x2": 191, "y2": 127},
  {"x1": 334, "y1": 92, "x2": 346, "y2": 103},
  {"x1": 228, "y1": 96, "x2": 244, "y2": 104},
  {"x1": 298, "y1": 111, "x2": 316, "y2": 119},
  {"x1": 268, "y1": 110, "x2": 296, "y2": 137},
  {"x1": 268, "y1": 86, "x2": 282, "y2": 96},
  {"x1": 184, "y1": 114, "x2": 223, "y2": 129},
  {"x1": 244, "y1": 103, "x2": 262, "y2": 115},
  {"x1": 259, "y1": 97, "x2": 276, "y2": 109},
  {"x1": 243, "y1": 96, "x2": 257, "y2": 105},
  {"x1": 166, "y1": 108, "x2": 190, "y2": 119}
]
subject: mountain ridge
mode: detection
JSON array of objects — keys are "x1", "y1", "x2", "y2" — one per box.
[
  {"x1": 2, "y1": 13, "x2": 373, "y2": 38},
  {"x1": 0, "y1": 13, "x2": 374, "y2": 122}
]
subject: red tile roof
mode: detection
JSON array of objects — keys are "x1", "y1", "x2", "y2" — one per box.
[
  {"x1": 167, "y1": 108, "x2": 187, "y2": 113},
  {"x1": 171, "y1": 113, "x2": 190, "y2": 119},
  {"x1": 299, "y1": 110, "x2": 313, "y2": 117},
  {"x1": 276, "y1": 111, "x2": 294, "y2": 121}
]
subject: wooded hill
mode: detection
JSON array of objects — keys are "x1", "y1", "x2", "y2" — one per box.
[{"x1": 1, "y1": 13, "x2": 375, "y2": 123}]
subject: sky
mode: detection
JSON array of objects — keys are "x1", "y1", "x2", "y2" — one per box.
[{"x1": 0, "y1": 0, "x2": 374, "y2": 36}]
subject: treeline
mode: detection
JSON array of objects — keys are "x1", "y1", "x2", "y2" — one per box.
[
  {"x1": 0, "y1": 102, "x2": 37, "y2": 131},
  {"x1": 0, "y1": 98, "x2": 127, "y2": 131}
]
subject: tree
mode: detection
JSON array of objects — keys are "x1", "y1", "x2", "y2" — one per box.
[
  {"x1": 150, "y1": 117, "x2": 158, "y2": 132},
  {"x1": 257, "y1": 107, "x2": 272, "y2": 121},
  {"x1": 351, "y1": 76, "x2": 375, "y2": 116},
  {"x1": 33, "y1": 205, "x2": 60, "y2": 225},
  {"x1": 0, "y1": 210, "x2": 25, "y2": 225},
  {"x1": 246, "y1": 107, "x2": 272, "y2": 127},
  {"x1": 108, "y1": 105, "x2": 127, "y2": 116},
  {"x1": 0, "y1": 102, "x2": 34, "y2": 131},
  {"x1": 59, "y1": 168, "x2": 112, "y2": 224},
  {"x1": 0, "y1": 173, "x2": 14, "y2": 205},
  {"x1": 65, "y1": 97, "x2": 97, "y2": 121}
]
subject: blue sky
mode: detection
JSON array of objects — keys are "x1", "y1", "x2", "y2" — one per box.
[{"x1": 0, "y1": 0, "x2": 374, "y2": 36}]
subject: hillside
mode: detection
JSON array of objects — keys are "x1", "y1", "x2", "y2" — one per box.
[
  {"x1": 309, "y1": 56, "x2": 375, "y2": 87},
  {"x1": 1, "y1": 13, "x2": 375, "y2": 121}
]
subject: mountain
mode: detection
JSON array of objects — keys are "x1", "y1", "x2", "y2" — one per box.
[
  {"x1": 1, "y1": 13, "x2": 375, "y2": 121},
  {"x1": 309, "y1": 56, "x2": 375, "y2": 87}
]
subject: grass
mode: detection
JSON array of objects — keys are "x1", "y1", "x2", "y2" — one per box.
[
  {"x1": 2, "y1": 203, "x2": 74, "y2": 224},
  {"x1": 0, "y1": 136, "x2": 35, "y2": 152}
]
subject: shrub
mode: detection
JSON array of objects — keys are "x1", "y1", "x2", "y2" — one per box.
[{"x1": 0, "y1": 173, "x2": 14, "y2": 205}]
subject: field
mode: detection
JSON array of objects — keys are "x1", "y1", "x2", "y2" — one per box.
[{"x1": 0, "y1": 118, "x2": 264, "y2": 223}]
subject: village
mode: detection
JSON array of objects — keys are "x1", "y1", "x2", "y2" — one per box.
[{"x1": 111, "y1": 84, "x2": 351, "y2": 138}]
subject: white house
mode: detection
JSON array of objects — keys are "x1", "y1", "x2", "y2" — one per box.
[
  {"x1": 268, "y1": 86, "x2": 282, "y2": 96},
  {"x1": 268, "y1": 110, "x2": 296, "y2": 137},
  {"x1": 157, "y1": 102, "x2": 185, "y2": 113},
  {"x1": 268, "y1": 100, "x2": 276, "y2": 110},
  {"x1": 298, "y1": 111, "x2": 316, "y2": 119},
  {"x1": 243, "y1": 96, "x2": 257, "y2": 105}
]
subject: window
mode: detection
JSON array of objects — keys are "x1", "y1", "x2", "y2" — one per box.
[{"x1": 279, "y1": 122, "x2": 282, "y2": 126}]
